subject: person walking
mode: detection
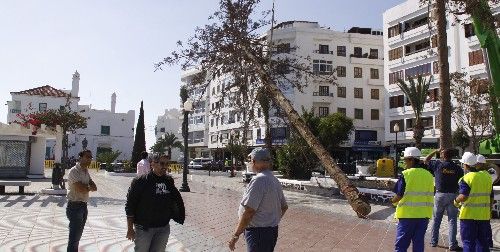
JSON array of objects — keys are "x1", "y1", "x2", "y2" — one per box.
[
  {"x1": 136, "y1": 151, "x2": 150, "y2": 176},
  {"x1": 455, "y1": 152, "x2": 493, "y2": 252},
  {"x1": 392, "y1": 147, "x2": 434, "y2": 252},
  {"x1": 424, "y1": 149, "x2": 463, "y2": 250},
  {"x1": 66, "y1": 150, "x2": 97, "y2": 252},
  {"x1": 125, "y1": 154, "x2": 185, "y2": 251},
  {"x1": 228, "y1": 148, "x2": 288, "y2": 252}
]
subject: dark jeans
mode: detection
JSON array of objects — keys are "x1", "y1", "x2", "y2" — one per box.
[
  {"x1": 66, "y1": 201, "x2": 88, "y2": 252},
  {"x1": 460, "y1": 220, "x2": 492, "y2": 252},
  {"x1": 244, "y1": 226, "x2": 279, "y2": 252}
]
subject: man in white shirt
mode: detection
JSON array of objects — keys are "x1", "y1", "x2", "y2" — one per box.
[{"x1": 137, "y1": 151, "x2": 150, "y2": 176}]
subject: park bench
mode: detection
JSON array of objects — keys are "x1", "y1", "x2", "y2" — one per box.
[
  {"x1": 0, "y1": 180, "x2": 31, "y2": 194},
  {"x1": 278, "y1": 178, "x2": 306, "y2": 190}
]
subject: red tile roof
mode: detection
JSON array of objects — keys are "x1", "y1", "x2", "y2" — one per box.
[{"x1": 11, "y1": 85, "x2": 78, "y2": 98}]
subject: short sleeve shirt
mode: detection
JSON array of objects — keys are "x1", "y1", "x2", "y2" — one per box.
[
  {"x1": 428, "y1": 160, "x2": 463, "y2": 193},
  {"x1": 67, "y1": 163, "x2": 91, "y2": 202},
  {"x1": 238, "y1": 170, "x2": 287, "y2": 228}
]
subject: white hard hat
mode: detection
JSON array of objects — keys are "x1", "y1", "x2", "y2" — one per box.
[
  {"x1": 476, "y1": 154, "x2": 486, "y2": 164},
  {"x1": 460, "y1": 152, "x2": 477, "y2": 166},
  {"x1": 403, "y1": 147, "x2": 421, "y2": 158}
]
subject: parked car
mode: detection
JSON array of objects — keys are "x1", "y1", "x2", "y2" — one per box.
[{"x1": 188, "y1": 158, "x2": 213, "y2": 169}]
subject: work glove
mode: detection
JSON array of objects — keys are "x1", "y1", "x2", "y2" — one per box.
[{"x1": 453, "y1": 199, "x2": 461, "y2": 208}]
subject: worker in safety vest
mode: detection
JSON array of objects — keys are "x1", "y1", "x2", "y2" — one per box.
[
  {"x1": 391, "y1": 147, "x2": 434, "y2": 252},
  {"x1": 454, "y1": 152, "x2": 493, "y2": 252}
]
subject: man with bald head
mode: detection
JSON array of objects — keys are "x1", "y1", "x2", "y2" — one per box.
[{"x1": 425, "y1": 148, "x2": 463, "y2": 250}]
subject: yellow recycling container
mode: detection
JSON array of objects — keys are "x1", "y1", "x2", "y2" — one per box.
[{"x1": 376, "y1": 158, "x2": 394, "y2": 177}]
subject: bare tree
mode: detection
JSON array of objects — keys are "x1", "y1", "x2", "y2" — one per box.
[
  {"x1": 450, "y1": 72, "x2": 492, "y2": 153},
  {"x1": 156, "y1": 0, "x2": 371, "y2": 217}
]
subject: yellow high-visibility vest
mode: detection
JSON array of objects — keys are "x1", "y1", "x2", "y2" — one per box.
[
  {"x1": 459, "y1": 171, "x2": 492, "y2": 220},
  {"x1": 396, "y1": 168, "x2": 434, "y2": 219}
]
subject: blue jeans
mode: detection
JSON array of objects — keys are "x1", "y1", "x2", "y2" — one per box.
[
  {"x1": 431, "y1": 192, "x2": 459, "y2": 247},
  {"x1": 460, "y1": 220, "x2": 492, "y2": 252},
  {"x1": 244, "y1": 226, "x2": 279, "y2": 252},
  {"x1": 134, "y1": 224, "x2": 170, "y2": 252},
  {"x1": 395, "y1": 219, "x2": 429, "y2": 252},
  {"x1": 66, "y1": 201, "x2": 88, "y2": 252}
]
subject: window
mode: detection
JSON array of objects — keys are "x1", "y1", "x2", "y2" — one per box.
[
  {"x1": 337, "y1": 107, "x2": 346, "y2": 115},
  {"x1": 433, "y1": 61, "x2": 439, "y2": 74},
  {"x1": 59, "y1": 105, "x2": 65, "y2": 111},
  {"x1": 337, "y1": 66, "x2": 346, "y2": 77},
  {"x1": 160, "y1": 127, "x2": 165, "y2": 133},
  {"x1": 355, "y1": 130, "x2": 377, "y2": 142},
  {"x1": 389, "y1": 95, "x2": 405, "y2": 108},
  {"x1": 388, "y1": 47, "x2": 403, "y2": 61},
  {"x1": 318, "y1": 44, "x2": 330, "y2": 54},
  {"x1": 354, "y1": 67, "x2": 362, "y2": 78},
  {"x1": 101, "y1": 125, "x2": 110, "y2": 135},
  {"x1": 371, "y1": 109, "x2": 379, "y2": 120},
  {"x1": 211, "y1": 135, "x2": 218, "y2": 143},
  {"x1": 337, "y1": 87, "x2": 346, "y2": 98},
  {"x1": 369, "y1": 49, "x2": 378, "y2": 59},
  {"x1": 388, "y1": 23, "x2": 402, "y2": 38},
  {"x1": 257, "y1": 128, "x2": 262, "y2": 139},
  {"x1": 427, "y1": 88, "x2": 440, "y2": 102},
  {"x1": 354, "y1": 109, "x2": 363, "y2": 119},
  {"x1": 212, "y1": 87, "x2": 215, "y2": 95},
  {"x1": 318, "y1": 107, "x2": 329, "y2": 117},
  {"x1": 39, "y1": 103, "x2": 47, "y2": 112},
  {"x1": 337, "y1": 46, "x2": 346, "y2": 56},
  {"x1": 257, "y1": 108, "x2": 262, "y2": 117},
  {"x1": 270, "y1": 127, "x2": 288, "y2": 140},
  {"x1": 370, "y1": 68, "x2": 379, "y2": 79},
  {"x1": 406, "y1": 117, "x2": 433, "y2": 130},
  {"x1": 469, "y1": 49, "x2": 484, "y2": 66},
  {"x1": 405, "y1": 63, "x2": 432, "y2": 79},
  {"x1": 211, "y1": 118, "x2": 214, "y2": 127},
  {"x1": 353, "y1": 47, "x2": 362, "y2": 57},
  {"x1": 354, "y1": 88, "x2": 363, "y2": 99},
  {"x1": 313, "y1": 60, "x2": 333, "y2": 74},
  {"x1": 371, "y1": 89, "x2": 379, "y2": 100},
  {"x1": 464, "y1": 23, "x2": 475, "y2": 38},
  {"x1": 389, "y1": 70, "x2": 404, "y2": 84},
  {"x1": 277, "y1": 43, "x2": 291, "y2": 53},
  {"x1": 318, "y1": 86, "x2": 329, "y2": 96}
]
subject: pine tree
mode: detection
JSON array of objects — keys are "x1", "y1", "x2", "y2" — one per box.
[{"x1": 131, "y1": 101, "x2": 146, "y2": 167}]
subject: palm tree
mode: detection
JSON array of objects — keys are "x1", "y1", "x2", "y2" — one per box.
[
  {"x1": 150, "y1": 132, "x2": 183, "y2": 158},
  {"x1": 397, "y1": 75, "x2": 432, "y2": 148}
]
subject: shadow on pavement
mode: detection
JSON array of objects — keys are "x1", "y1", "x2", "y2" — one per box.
[
  {"x1": 368, "y1": 206, "x2": 395, "y2": 220},
  {"x1": 0, "y1": 195, "x2": 126, "y2": 208}
]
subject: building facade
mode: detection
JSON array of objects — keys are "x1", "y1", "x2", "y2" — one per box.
[
  {"x1": 182, "y1": 21, "x2": 386, "y2": 162},
  {"x1": 154, "y1": 108, "x2": 182, "y2": 161},
  {"x1": 6, "y1": 71, "x2": 135, "y2": 161},
  {"x1": 383, "y1": 0, "x2": 498, "y2": 148}
]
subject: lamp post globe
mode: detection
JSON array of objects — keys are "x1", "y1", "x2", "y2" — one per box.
[{"x1": 393, "y1": 123, "x2": 400, "y2": 178}]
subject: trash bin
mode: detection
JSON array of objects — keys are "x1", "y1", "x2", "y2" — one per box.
[{"x1": 376, "y1": 158, "x2": 394, "y2": 177}]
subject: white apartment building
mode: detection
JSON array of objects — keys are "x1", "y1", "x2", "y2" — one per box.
[
  {"x1": 182, "y1": 21, "x2": 386, "y2": 162},
  {"x1": 383, "y1": 0, "x2": 499, "y2": 148},
  {"x1": 154, "y1": 108, "x2": 182, "y2": 161},
  {"x1": 6, "y1": 71, "x2": 135, "y2": 161}
]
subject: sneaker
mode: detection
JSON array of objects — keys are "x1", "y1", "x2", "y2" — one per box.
[{"x1": 449, "y1": 246, "x2": 463, "y2": 251}]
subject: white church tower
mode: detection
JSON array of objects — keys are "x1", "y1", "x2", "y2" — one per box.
[{"x1": 71, "y1": 70, "x2": 80, "y2": 97}]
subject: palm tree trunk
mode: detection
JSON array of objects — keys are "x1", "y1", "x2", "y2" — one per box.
[
  {"x1": 435, "y1": 0, "x2": 453, "y2": 149},
  {"x1": 243, "y1": 48, "x2": 371, "y2": 217},
  {"x1": 413, "y1": 120, "x2": 425, "y2": 149}
]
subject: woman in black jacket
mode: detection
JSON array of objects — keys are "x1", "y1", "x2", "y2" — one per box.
[{"x1": 125, "y1": 154, "x2": 185, "y2": 251}]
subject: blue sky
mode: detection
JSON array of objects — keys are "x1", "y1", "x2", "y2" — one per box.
[{"x1": 0, "y1": 0, "x2": 403, "y2": 148}]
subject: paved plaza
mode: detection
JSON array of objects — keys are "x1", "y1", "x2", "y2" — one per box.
[{"x1": 0, "y1": 170, "x2": 499, "y2": 251}]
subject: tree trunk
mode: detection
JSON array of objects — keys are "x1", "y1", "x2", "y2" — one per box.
[
  {"x1": 168, "y1": 147, "x2": 172, "y2": 158},
  {"x1": 435, "y1": 0, "x2": 453, "y2": 149},
  {"x1": 243, "y1": 48, "x2": 371, "y2": 217},
  {"x1": 413, "y1": 120, "x2": 425, "y2": 149},
  {"x1": 258, "y1": 89, "x2": 273, "y2": 149}
]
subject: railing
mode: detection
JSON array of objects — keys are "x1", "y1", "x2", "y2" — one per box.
[
  {"x1": 404, "y1": 46, "x2": 431, "y2": 57},
  {"x1": 45, "y1": 160, "x2": 101, "y2": 169},
  {"x1": 313, "y1": 92, "x2": 333, "y2": 97},
  {"x1": 313, "y1": 50, "x2": 334, "y2": 54}
]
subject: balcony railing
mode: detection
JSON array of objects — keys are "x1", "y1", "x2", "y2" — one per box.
[
  {"x1": 313, "y1": 71, "x2": 333, "y2": 76},
  {"x1": 313, "y1": 50, "x2": 334, "y2": 54},
  {"x1": 313, "y1": 92, "x2": 333, "y2": 97},
  {"x1": 10, "y1": 109, "x2": 21, "y2": 114}
]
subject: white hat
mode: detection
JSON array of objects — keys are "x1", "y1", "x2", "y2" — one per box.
[
  {"x1": 476, "y1": 154, "x2": 486, "y2": 164},
  {"x1": 460, "y1": 152, "x2": 477, "y2": 166},
  {"x1": 403, "y1": 147, "x2": 421, "y2": 158}
]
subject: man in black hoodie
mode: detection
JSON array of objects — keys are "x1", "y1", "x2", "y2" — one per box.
[{"x1": 125, "y1": 153, "x2": 185, "y2": 251}]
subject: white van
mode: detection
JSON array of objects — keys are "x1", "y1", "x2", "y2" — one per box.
[{"x1": 188, "y1": 158, "x2": 212, "y2": 169}]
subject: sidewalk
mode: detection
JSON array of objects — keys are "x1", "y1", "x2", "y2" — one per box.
[{"x1": 0, "y1": 170, "x2": 498, "y2": 251}]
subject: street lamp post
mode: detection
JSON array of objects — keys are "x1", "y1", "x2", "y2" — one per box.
[
  {"x1": 393, "y1": 123, "x2": 400, "y2": 178},
  {"x1": 180, "y1": 99, "x2": 193, "y2": 192}
]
